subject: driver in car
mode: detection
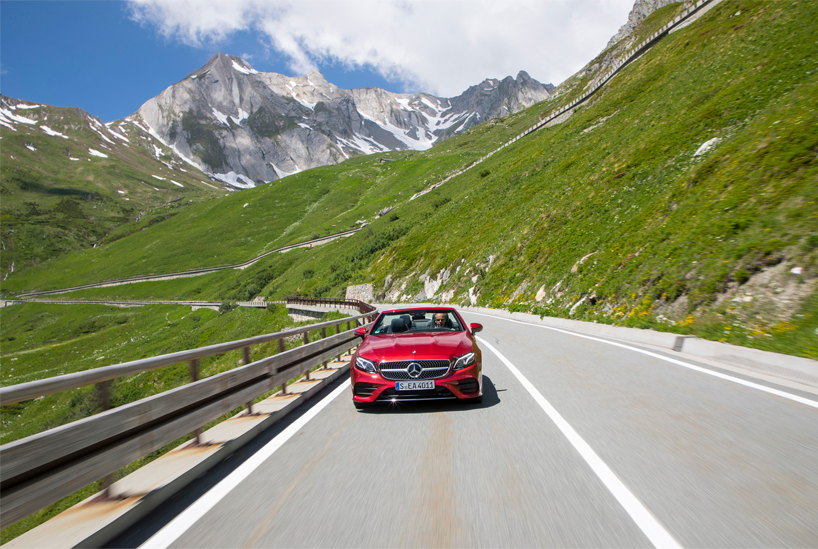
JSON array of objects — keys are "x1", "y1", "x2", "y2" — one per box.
[{"x1": 434, "y1": 313, "x2": 449, "y2": 328}]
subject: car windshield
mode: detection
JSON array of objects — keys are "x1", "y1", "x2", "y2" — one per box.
[{"x1": 371, "y1": 310, "x2": 464, "y2": 334}]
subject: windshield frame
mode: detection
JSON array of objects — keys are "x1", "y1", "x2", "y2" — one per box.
[{"x1": 370, "y1": 309, "x2": 465, "y2": 335}]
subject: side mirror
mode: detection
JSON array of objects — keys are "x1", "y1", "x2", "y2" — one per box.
[
  {"x1": 354, "y1": 326, "x2": 367, "y2": 338},
  {"x1": 470, "y1": 323, "x2": 483, "y2": 334}
]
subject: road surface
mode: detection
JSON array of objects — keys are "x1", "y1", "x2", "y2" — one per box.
[{"x1": 110, "y1": 310, "x2": 818, "y2": 548}]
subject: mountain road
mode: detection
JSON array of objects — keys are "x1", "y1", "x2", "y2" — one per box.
[{"x1": 109, "y1": 310, "x2": 818, "y2": 548}]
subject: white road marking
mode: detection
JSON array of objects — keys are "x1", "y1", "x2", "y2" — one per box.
[
  {"x1": 469, "y1": 311, "x2": 818, "y2": 410},
  {"x1": 478, "y1": 337, "x2": 682, "y2": 549},
  {"x1": 140, "y1": 379, "x2": 351, "y2": 549}
]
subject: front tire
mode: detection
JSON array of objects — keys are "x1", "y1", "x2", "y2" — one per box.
[
  {"x1": 464, "y1": 394, "x2": 483, "y2": 405},
  {"x1": 354, "y1": 400, "x2": 371, "y2": 410}
]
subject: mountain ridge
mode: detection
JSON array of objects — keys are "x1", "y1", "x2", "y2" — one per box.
[{"x1": 133, "y1": 53, "x2": 554, "y2": 187}]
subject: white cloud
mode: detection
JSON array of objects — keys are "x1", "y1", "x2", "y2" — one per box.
[{"x1": 128, "y1": 0, "x2": 635, "y2": 95}]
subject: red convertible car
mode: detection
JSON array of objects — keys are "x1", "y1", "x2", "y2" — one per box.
[{"x1": 351, "y1": 307, "x2": 483, "y2": 408}]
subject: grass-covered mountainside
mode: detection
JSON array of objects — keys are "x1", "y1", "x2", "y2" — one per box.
[
  {"x1": 0, "y1": 97, "x2": 224, "y2": 279},
  {"x1": 4, "y1": 0, "x2": 818, "y2": 362}
]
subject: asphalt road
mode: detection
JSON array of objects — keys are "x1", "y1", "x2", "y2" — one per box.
[{"x1": 112, "y1": 311, "x2": 818, "y2": 548}]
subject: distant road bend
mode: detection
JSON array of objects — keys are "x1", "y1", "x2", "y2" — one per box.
[
  {"x1": 113, "y1": 309, "x2": 818, "y2": 549},
  {"x1": 15, "y1": 229, "x2": 359, "y2": 298}
]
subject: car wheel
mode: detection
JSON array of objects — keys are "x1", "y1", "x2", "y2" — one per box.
[
  {"x1": 354, "y1": 401, "x2": 371, "y2": 410},
  {"x1": 465, "y1": 394, "x2": 483, "y2": 405}
]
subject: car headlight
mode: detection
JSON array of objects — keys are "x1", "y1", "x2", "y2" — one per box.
[
  {"x1": 355, "y1": 356, "x2": 377, "y2": 373},
  {"x1": 453, "y1": 352, "x2": 476, "y2": 370}
]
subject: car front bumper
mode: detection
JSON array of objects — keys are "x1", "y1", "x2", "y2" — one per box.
[{"x1": 351, "y1": 361, "x2": 482, "y2": 403}]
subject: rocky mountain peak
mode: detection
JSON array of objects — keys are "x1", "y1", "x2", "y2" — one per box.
[{"x1": 133, "y1": 56, "x2": 553, "y2": 189}]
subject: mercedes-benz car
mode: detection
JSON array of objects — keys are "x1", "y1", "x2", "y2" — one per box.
[{"x1": 351, "y1": 307, "x2": 483, "y2": 408}]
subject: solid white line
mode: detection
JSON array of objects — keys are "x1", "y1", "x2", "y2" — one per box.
[
  {"x1": 477, "y1": 337, "x2": 682, "y2": 549},
  {"x1": 140, "y1": 379, "x2": 352, "y2": 549},
  {"x1": 468, "y1": 311, "x2": 818, "y2": 410}
]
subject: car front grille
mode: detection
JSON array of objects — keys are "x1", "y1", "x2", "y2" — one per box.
[
  {"x1": 376, "y1": 386, "x2": 457, "y2": 401},
  {"x1": 378, "y1": 359, "x2": 450, "y2": 380}
]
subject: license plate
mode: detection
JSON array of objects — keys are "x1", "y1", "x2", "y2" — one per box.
[{"x1": 396, "y1": 380, "x2": 435, "y2": 391}]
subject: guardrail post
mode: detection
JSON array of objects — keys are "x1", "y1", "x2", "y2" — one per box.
[
  {"x1": 278, "y1": 339, "x2": 287, "y2": 394},
  {"x1": 190, "y1": 359, "x2": 201, "y2": 444},
  {"x1": 321, "y1": 327, "x2": 328, "y2": 369},
  {"x1": 96, "y1": 380, "x2": 114, "y2": 496},
  {"x1": 303, "y1": 331, "x2": 310, "y2": 380},
  {"x1": 336, "y1": 323, "x2": 342, "y2": 361},
  {"x1": 242, "y1": 347, "x2": 254, "y2": 413}
]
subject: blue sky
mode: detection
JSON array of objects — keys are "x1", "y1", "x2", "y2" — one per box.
[
  {"x1": 1, "y1": 0, "x2": 634, "y2": 123},
  {"x1": 0, "y1": 1, "x2": 397, "y2": 122}
]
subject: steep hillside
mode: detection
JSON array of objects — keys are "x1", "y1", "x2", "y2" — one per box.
[
  {"x1": 0, "y1": 104, "x2": 547, "y2": 292},
  {"x1": 4, "y1": 0, "x2": 817, "y2": 358},
  {"x1": 0, "y1": 97, "x2": 226, "y2": 280}
]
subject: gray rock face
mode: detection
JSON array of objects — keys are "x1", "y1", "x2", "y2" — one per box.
[
  {"x1": 606, "y1": 0, "x2": 686, "y2": 48},
  {"x1": 133, "y1": 53, "x2": 552, "y2": 188}
]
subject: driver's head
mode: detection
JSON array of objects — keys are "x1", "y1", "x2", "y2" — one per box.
[{"x1": 434, "y1": 313, "x2": 446, "y2": 326}]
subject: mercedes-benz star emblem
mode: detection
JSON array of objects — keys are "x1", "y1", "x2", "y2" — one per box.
[{"x1": 407, "y1": 362, "x2": 423, "y2": 379}]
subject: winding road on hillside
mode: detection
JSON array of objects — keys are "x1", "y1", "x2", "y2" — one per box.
[{"x1": 107, "y1": 310, "x2": 818, "y2": 549}]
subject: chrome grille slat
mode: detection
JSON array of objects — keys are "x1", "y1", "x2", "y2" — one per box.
[{"x1": 378, "y1": 359, "x2": 450, "y2": 380}]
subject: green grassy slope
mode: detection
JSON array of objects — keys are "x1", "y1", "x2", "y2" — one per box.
[
  {"x1": 0, "y1": 99, "x2": 223, "y2": 280},
  {"x1": 66, "y1": 0, "x2": 815, "y2": 357}
]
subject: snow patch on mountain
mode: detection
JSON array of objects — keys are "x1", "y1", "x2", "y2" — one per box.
[
  {"x1": 230, "y1": 108, "x2": 249, "y2": 125},
  {"x1": 107, "y1": 128, "x2": 130, "y2": 142},
  {"x1": 40, "y1": 125, "x2": 69, "y2": 139},
  {"x1": 212, "y1": 107, "x2": 229, "y2": 126},
  {"x1": 132, "y1": 118, "x2": 169, "y2": 147},
  {"x1": 1, "y1": 106, "x2": 37, "y2": 125},
  {"x1": 269, "y1": 162, "x2": 299, "y2": 179},
  {"x1": 88, "y1": 149, "x2": 108, "y2": 158},
  {"x1": 231, "y1": 60, "x2": 259, "y2": 75},
  {"x1": 90, "y1": 124, "x2": 115, "y2": 145},
  {"x1": 212, "y1": 171, "x2": 255, "y2": 188}
]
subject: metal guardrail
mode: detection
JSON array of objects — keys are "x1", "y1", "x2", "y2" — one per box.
[
  {"x1": 0, "y1": 299, "x2": 379, "y2": 529},
  {"x1": 3, "y1": 299, "x2": 281, "y2": 309},
  {"x1": 286, "y1": 296, "x2": 377, "y2": 315}
]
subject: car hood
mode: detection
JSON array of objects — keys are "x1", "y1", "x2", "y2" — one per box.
[{"x1": 359, "y1": 332, "x2": 473, "y2": 361}]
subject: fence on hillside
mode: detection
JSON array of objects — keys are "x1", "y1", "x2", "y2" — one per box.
[{"x1": 410, "y1": 0, "x2": 717, "y2": 201}]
